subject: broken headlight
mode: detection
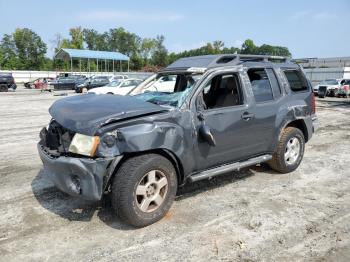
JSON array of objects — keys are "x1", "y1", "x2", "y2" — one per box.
[{"x1": 68, "y1": 133, "x2": 100, "y2": 157}]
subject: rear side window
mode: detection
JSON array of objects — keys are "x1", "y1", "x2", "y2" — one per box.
[
  {"x1": 247, "y1": 68, "x2": 274, "y2": 102},
  {"x1": 283, "y1": 70, "x2": 308, "y2": 92}
]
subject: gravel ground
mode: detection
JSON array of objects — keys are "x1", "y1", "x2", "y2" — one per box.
[{"x1": 0, "y1": 86, "x2": 349, "y2": 261}]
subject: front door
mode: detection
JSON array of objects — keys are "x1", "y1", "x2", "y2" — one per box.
[{"x1": 193, "y1": 72, "x2": 262, "y2": 171}]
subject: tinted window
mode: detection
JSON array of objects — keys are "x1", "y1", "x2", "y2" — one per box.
[
  {"x1": 283, "y1": 70, "x2": 308, "y2": 92},
  {"x1": 248, "y1": 69, "x2": 274, "y2": 102},
  {"x1": 201, "y1": 74, "x2": 243, "y2": 109},
  {"x1": 266, "y1": 69, "x2": 281, "y2": 99}
]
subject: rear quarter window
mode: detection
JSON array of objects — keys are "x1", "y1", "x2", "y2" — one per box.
[{"x1": 283, "y1": 70, "x2": 309, "y2": 92}]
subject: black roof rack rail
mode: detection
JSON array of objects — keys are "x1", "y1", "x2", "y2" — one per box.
[
  {"x1": 163, "y1": 54, "x2": 292, "y2": 72},
  {"x1": 209, "y1": 54, "x2": 290, "y2": 67},
  {"x1": 233, "y1": 54, "x2": 290, "y2": 63}
]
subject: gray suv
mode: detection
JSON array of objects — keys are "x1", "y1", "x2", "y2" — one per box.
[{"x1": 38, "y1": 54, "x2": 318, "y2": 227}]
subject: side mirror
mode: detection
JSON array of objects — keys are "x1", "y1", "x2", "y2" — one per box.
[{"x1": 199, "y1": 123, "x2": 216, "y2": 146}]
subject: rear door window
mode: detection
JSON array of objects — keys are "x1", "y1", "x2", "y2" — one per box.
[
  {"x1": 247, "y1": 68, "x2": 274, "y2": 102},
  {"x1": 283, "y1": 70, "x2": 309, "y2": 92}
]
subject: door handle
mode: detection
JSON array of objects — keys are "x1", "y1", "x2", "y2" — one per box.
[{"x1": 241, "y1": 112, "x2": 254, "y2": 120}]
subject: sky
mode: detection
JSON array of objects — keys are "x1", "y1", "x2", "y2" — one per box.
[{"x1": 0, "y1": 0, "x2": 349, "y2": 58}]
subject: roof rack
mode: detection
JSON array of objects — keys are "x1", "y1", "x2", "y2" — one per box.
[
  {"x1": 163, "y1": 54, "x2": 292, "y2": 72},
  {"x1": 216, "y1": 54, "x2": 290, "y2": 64}
]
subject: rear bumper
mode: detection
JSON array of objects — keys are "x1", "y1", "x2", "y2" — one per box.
[
  {"x1": 312, "y1": 115, "x2": 319, "y2": 133},
  {"x1": 37, "y1": 143, "x2": 119, "y2": 201}
]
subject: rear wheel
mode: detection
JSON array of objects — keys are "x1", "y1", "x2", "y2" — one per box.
[
  {"x1": 82, "y1": 87, "x2": 88, "y2": 93},
  {"x1": 269, "y1": 127, "x2": 305, "y2": 173},
  {"x1": 111, "y1": 154, "x2": 177, "y2": 227}
]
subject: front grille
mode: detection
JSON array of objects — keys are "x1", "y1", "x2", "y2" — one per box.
[{"x1": 45, "y1": 120, "x2": 75, "y2": 153}]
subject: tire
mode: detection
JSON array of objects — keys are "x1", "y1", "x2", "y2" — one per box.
[
  {"x1": 107, "y1": 92, "x2": 114, "y2": 95},
  {"x1": 82, "y1": 87, "x2": 88, "y2": 93},
  {"x1": 268, "y1": 127, "x2": 305, "y2": 173},
  {"x1": 111, "y1": 154, "x2": 177, "y2": 227},
  {"x1": 0, "y1": 85, "x2": 8, "y2": 92}
]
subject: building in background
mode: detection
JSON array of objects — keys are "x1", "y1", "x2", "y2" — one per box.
[{"x1": 295, "y1": 57, "x2": 350, "y2": 86}]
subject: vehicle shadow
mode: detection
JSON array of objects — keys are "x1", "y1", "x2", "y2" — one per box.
[
  {"x1": 32, "y1": 164, "x2": 273, "y2": 229},
  {"x1": 31, "y1": 169, "x2": 134, "y2": 230},
  {"x1": 176, "y1": 164, "x2": 274, "y2": 200}
]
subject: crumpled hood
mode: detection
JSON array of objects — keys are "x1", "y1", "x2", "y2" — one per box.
[{"x1": 49, "y1": 94, "x2": 167, "y2": 135}]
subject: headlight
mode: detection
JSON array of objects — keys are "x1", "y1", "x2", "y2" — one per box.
[{"x1": 68, "y1": 133, "x2": 100, "y2": 157}]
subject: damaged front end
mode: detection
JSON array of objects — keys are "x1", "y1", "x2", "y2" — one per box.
[{"x1": 38, "y1": 120, "x2": 119, "y2": 201}]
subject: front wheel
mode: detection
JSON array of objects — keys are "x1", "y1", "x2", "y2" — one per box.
[
  {"x1": 111, "y1": 154, "x2": 177, "y2": 227},
  {"x1": 268, "y1": 127, "x2": 305, "y2": 173}
]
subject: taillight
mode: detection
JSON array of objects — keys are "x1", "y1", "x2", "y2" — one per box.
[{"x1": 312, "y1": 93, "x2": 316, "y2": 114}]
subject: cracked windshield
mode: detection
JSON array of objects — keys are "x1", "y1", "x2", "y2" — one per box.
[{"x1": 134, "y1": 74, "x2": 202, "y2": 107}]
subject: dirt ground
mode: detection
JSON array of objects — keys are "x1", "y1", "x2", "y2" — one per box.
[{"x1": 0, "y1": 86, "x2": 349, "y2": 262}]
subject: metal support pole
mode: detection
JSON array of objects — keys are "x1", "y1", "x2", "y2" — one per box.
[
  {"x1": 105, "y1": 59, "x2": 107, "y2": 73},
  {"x1": 127, "y1": 60, "x2": 130, "y2": 72},
  {"x1": 120, "y1": 60, "x2": 122, "y2": 72},
  {"x1": 97, "y1": 59, "x2": 99, "y2": 73},
  {"x1": 79, "y1": 59, "x2": 81, "y2": 74},
  {"x1": 113, "y1": 60, "x2": 115, "y2": 73},
  {"x1": 70, "y1": 58, "x2": 73, "y2": 73},
  {"x1": 88, "y1": 58, "x2": 90, "y2": 75}
]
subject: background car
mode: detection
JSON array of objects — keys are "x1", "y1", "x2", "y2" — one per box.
[
  {"x1": 50, "y1": 75, "x2": 86, "y2": 90},
  {"x1": 109, "y1": 75, "x2": 128, "y2": 82},
  {"x1": 87, "y1": 78, "x2": 142, "y2": 95},
  {"x1": 75, "y1": 76, "x2": 110, "y2": 93},
  {"x1": 0, "y1": 73, "x2": 17, "y2": 92},
  {"x1": 337, "y1": 79, "x2": 350, "y2": 97},
  {"x1": 313, "y1": 79, "x2": 340, "y2": 97},
  {"x1": 33, "y1": 78, "x2": 55, "y2": 89},
  {"x1": 128, "y1": 74, "x2": 177, "y2": 95},
  {"x1": 25, "y1": 78, "x2": 53, "y2": 89}
]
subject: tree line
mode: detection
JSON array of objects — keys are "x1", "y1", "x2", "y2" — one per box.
[{"x1": 0, "y1": 27, "x2": 291, "y2": 72}]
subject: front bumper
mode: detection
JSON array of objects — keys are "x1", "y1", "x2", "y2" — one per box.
[{"x1": 38, "y1": 143, "x2": 119, "y2": 201}]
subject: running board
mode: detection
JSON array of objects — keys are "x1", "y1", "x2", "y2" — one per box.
[{"x1": 188, "y1": 154, "x2": 272, "y2": 183}]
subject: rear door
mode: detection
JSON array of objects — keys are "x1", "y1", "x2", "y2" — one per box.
[{"x1": 245, "y1": 68, "x2": 280, "y2": 153}]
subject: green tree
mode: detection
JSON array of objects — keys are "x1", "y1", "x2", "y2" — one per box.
[
  {"x1": 1, "y1": 28, "x2": 47, "y2": 70},
  {"x1": 69, "y1": 27, "x2": 84, "y2": 49},
  {"x1": 213, "y1": 40, "x2": 225, "y2": 53},
  {"x1": 151, "y1": 35, "x2": 168, "y2": 67},
  {"x1": 0, "y1": 34, "x2": 19, "y2": 69},
  {"x1": 240, "y1": 39, "x2": 258, "y2": 54},
  {"x1": 140, "y1": 38, "x2": 157, "y2": 65},
  {"x1": 258, "y1": 44, "x2": 291, "y2": 57},
  {"x1": 108, "y1": 27, "x2": 141, "y2": 56},
  {"x1": 83, "y1": 29, "x2": 108, "y2": 50}
]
